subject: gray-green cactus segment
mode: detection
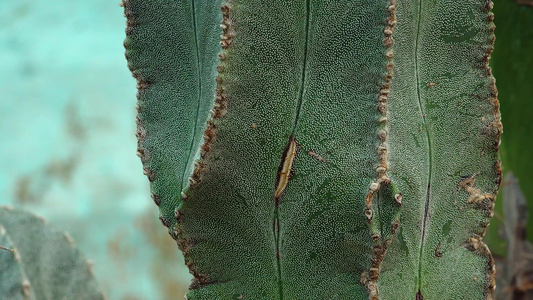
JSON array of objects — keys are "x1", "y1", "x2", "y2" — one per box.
[
  {"x1": 176, "y1": 0, "x2": 397, "y2": 298},
  {"x1": 379, "y1": 1, "x2": 501, "y2": 299},
  {"x1": 123, "y1": 0, "x2": 224, "y2": 229},
  {"x1": 0, "y1": 207, "x2": 103, "y2": 299},
  {"x1": 0, "y1": 227, "x2": 34, "y2": 300}
]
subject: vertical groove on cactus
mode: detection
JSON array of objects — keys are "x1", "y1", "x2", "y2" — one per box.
[
  {"x1": 271, "y1": 0, "x2": 311, "y2": 296},
  {"x1": 291, "y1": 0, "x2": 311, "y2": 135},
  {"x1": 189, "y1": 2, "x2": 232, "y2": 190},
  {"x1": 183, "y1": 0, "x2": 204, "y2": 191},
  {"x1": 273, "y1": 136, "x2": 298, "y2": 299},
  {"x1": 178, "y1": 1, "x2": 235, "y2": 290},
  {"x1": 414, "y1": 0, "x2": 433, "y2": 292}
]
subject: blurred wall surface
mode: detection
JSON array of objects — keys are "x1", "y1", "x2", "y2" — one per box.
[{"x1": 0, "y1": 0, "x2": 191, "y2": 298}]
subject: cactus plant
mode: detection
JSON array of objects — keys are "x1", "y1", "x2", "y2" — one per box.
[
  {"x1": 0, "y1": 207, "x2": 104, "y2": 299},
  {"x1": 124, "y1": 0, "x2": 501, "y2": 299}
]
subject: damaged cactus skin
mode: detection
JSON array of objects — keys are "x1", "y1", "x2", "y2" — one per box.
[{"x1": 123, "y1": 0, "x2": 501, "y2": 299}]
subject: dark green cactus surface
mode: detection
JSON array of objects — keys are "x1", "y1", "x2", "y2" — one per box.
[
  {"x1": 124, "y1": 0, "x2": 501, "y2": 299},
  {"x1": 0, "y1": 207, "x2": 104, "y2": 299}
]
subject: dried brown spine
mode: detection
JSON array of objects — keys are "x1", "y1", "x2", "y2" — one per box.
[
  {"x1": 363, "y1": 1, "x2": 397, "y2": 299},
  {"x1": 364, "y1": 0, "x2": 396, "y2": 224},
  {"x1": 465, "y1": 2, "x2": 500, "y2": 299}
]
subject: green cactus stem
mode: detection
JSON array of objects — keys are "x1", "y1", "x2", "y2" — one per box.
[{"x1": 124, "y1": 1, "x2": 501, "y2": 299}]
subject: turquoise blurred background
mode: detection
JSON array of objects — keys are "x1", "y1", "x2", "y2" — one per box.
[{"x1": 0, "y1": 1, "x2": 191, "y2": 298}]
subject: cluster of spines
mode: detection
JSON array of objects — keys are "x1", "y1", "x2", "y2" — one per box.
[
  {"x1": 361, "y1": 1, "x2": 399, "y2": 299},
  {"x1": 363, "y1": 0, "x2": 400, "y2": 224},
  {"x1": 465, "y1": 1, "x2": 501, "y2": 298}
]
